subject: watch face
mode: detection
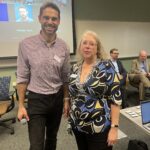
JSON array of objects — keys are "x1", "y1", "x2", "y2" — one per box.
[{"x1": 111, "y1": 124, "x2": 119, "y2": 128}]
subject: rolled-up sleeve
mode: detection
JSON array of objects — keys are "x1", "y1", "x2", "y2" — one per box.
[
  {"x1": 17, "y1": 41, "x2": 30, "y2": 84},
  {"x1": 106, "y1": 66, "x2": 122, "y2": 106}
]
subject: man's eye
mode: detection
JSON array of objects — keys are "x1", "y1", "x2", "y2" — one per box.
[
  {"x1": 43, "y1": 16, "x2": 58, "y2": 21},
  {"x1": 43, "y1": 16, "x2": 49, "y2": 20},
  {"x1": 51, "y1": 17, "x2": 58, "y2": 21}
]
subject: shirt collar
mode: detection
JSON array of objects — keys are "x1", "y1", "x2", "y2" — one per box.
[
  {"x1": 38, "y1": 31, "x2": 57, "y2": 47},
  {"x1": 111, "y1": 58, "x2": 117, "y2": 62}
]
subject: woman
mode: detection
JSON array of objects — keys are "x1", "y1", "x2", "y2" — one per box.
[{"x1": 68, "y1": 31, "x2": 122, "y2": 150}]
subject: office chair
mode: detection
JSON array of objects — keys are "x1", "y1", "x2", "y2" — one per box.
[{"x1": 0, "y1": 76, "x2": 16, "y2": 134}]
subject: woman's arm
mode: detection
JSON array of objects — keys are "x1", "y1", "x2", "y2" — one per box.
[
  {"x1": 107, "y1": 104, "x2": 120, "y2": 146},
  {"x1": 110, "y1": 104, "x2": 120, "y2": 127}
]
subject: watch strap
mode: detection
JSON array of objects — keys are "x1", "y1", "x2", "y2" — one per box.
[{"x1": 111, "y1": 124, "x2": 119, "y2": 128}]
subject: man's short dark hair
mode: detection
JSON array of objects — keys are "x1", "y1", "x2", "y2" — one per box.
[
  {"x1": 39, "y1": 2, "x2": 60, "y2": 18},
  {"x1": 110, "y1": 48, "x2": 118, "y2": 54}
]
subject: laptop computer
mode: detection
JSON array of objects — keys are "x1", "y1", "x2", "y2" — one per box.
[
  {"x1": 140, "y1": 100, "x2": 150, "y2": 131},
  {"x1": 0, "y1": 76, "x2": 11, "y2": 100}
]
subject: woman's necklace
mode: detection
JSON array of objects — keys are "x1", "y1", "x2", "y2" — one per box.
[{"x1": 80, "y1": 60, "x2": 97, "y2": 83}]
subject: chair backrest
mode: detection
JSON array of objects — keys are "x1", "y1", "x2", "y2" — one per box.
[{"x1": 0, "y1": 76, "x2": 11, "y2": 100}]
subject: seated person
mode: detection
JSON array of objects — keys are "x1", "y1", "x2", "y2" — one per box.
[
  {"x1": 129, "y1": 50, "x2": 150, "y2": 100},
  {"x1": 109, "y1": 48, "x2": 128, "y2": 108}
]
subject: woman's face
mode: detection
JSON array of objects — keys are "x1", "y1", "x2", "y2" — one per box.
[{"x1": 80, "y1": 34, "x2": 97, "y2": 60}]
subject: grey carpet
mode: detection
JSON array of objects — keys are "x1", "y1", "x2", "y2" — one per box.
[
  {"x1": 0, "y1": 104, "x2": 77, "y2": 150},
  {"x1": 0, "y1": 100, "x2": 149, "y2": 150}
]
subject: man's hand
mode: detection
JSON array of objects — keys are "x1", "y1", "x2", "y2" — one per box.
[{"x1": 18, "y1": 105, "x2": 29, "y2": 121}]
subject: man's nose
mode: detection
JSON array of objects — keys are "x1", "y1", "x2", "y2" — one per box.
[{"x1": 47, "y1": 18, "x2": 54, "y2": 24}]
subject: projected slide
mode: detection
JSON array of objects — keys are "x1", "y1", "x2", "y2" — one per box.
[
  {"x1": 0, "y1": 0, "x2": 75, "y2": 57},
  {"x1": 15, "y1": 4, "x2": 33, "y2": 22}
]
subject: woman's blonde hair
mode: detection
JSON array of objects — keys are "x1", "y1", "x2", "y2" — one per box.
[{"x1": 76, "y1": 30, "x2": 108, "y2": 61}]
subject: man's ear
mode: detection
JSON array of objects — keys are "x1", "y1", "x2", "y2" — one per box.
[{"x1": 58, "y1": 19, "x2": 60, "y2": 25}]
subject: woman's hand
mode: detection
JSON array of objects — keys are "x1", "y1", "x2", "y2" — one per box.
[{"x1": 107, "y1": 127, "x2": 118, "y2": 146}]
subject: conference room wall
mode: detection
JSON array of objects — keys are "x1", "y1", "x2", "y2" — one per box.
[
  {"x1": 1, "y1": 0, "x2": 150, "y2": 88},
  {"x1": 74, "y1": 0, "x2": 150, "y2": 58},
  {"x1": 1, "y1": 58, "x2": 149, "y2": 91},
  {"x1": 74, "y1": 0, "x2": 150, "y2": 22}
]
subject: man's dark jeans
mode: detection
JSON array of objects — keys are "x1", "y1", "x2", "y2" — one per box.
[{"x1": 27, "y1": 88, "x2": 63, "y2": 150}]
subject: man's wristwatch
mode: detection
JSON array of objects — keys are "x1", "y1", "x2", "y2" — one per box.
[{"x1": 111, "y1": 124, "x2": 119, "y2": 128}]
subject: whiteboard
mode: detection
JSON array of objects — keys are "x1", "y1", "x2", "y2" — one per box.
[{"x1": 76, "y1": 20, "x2": 150, "y2": 58}]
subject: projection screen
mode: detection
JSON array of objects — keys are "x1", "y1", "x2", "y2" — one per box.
[{"x1": 0, "y1": 0, "x2": 75, "y2": 57}]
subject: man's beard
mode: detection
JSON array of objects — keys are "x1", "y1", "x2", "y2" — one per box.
[{"x1": 42, "y1": 24, "x2": 58, "y2": 35}]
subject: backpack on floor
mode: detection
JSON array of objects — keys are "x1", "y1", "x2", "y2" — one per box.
[{"x1": 128, "y1": 139, "x2": 149, "y2": 150}]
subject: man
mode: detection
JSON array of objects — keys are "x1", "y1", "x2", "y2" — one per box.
[
  {"x1": 16, "y1": 6, "x2": 33, "y2": 22},
  {"x1": 129, "y1": 50, "x2": 150, "y2": 100},
  {"x1": 110, "y1": 48, "x2": 127, "y2": 108},
  {"x1": 17, "y1": 2, "x2": 70, "y2": 150}
]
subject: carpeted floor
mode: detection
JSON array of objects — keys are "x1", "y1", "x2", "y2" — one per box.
[
  {"x1": 0, "y1": 96, "x2": 149, "y2": 150},
  {"x1": 0, "y1": 104, "x2": 77, "y2": 150}
]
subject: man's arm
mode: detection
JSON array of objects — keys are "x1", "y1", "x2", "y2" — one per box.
[
  {"x1": 131, "y1": 59, "x2": 141, "y2": 74},
  {"x1": 63, "y1": 83, "x2": 70, "y2": 118},
  {"x1": 119, "y1": 60, "x2": 127, "y2": 76},
  {"x1": 118, "y1": 60, "x2": 127, "y2": 85},
  {"x1": 17, "y1": 41, "x2": 30, "y2": 122},
  {"x1": 147, "y1": 62, "x2": 150, "y2": 77},
  {"x1": 148, "y1": 61, "x2": 150, "y2": 71},
  {"x1": 17, "y1": 83, "x2": 29, "y2": 121},
  {"x1": 17, "y1": 83, "x2": 27, "y2": 107},
  {"x1": 63, "y1": 83, "x2": 69, "y2": 99},
  {"x1": 62, "y1": 47, "x2": 70, "y2": 118}
]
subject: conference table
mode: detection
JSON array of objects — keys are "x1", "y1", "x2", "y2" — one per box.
[
  {"x1": 118, "y1": 105, "x2": 150, "y2": 149},
  {"x1": 120, "y1": 105, "x2": 150, "y2": 135}
]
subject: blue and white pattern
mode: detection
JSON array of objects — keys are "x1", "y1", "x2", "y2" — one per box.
[{"x1": 69, "y1": 60, "x2": 122, "y2": 134}]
